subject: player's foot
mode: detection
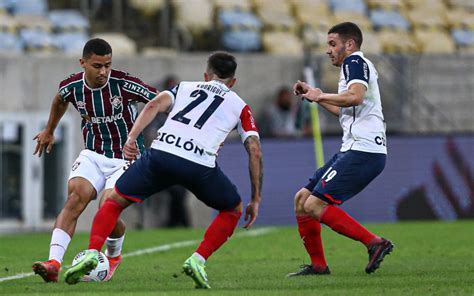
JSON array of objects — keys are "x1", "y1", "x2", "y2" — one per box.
[
  {"x1": 64, "y1": 249, "x2": 99, "y2": 285},
  {"x1": 105, "y1": 254, "x2": 122, "y2": 281},
  {"x1": 182, "y1": 254, "x2": 211, "y2": 289},
  {"x1": 286, "y1": 264, "x2": 331, "y2": 277},
  {"x1": 365, "y1": 238, "x2": 394, "y2": 274},
  {"x1": 32, "y1": 259, "x2": 61, "y2": 283}
]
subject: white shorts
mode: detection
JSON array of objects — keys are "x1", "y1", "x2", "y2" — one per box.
[{"x1": 68, "y1": 149, "x2": 130, "y2": 197}]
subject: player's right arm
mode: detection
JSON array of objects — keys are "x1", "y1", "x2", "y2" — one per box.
[
  {"x1": 33, "y1": 93, "x2": 69, "y2": 157},
  {"x1": 123, "y1": 91, "x2": 174, "y2": 160}
]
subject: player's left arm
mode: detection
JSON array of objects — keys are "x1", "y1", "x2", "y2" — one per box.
[
  {"x1": 237, "y1": 105, "x2": 263, "y2": 229},
  {"x1": 243, "y1": 135, "x2": 263, "y2": 229},
  {"x1": 124, "y1": 92, "x2": 173, "y2": 159}
]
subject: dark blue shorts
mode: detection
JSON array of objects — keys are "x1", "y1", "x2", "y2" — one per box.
[
  {"x1": 304, "y1": 150, "x2": 386, "y2": 205},
  {"x1": 115, "y1": 149, "x2": 241, "y2": 211}
]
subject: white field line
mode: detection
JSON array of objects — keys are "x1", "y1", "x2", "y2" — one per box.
[{"x1": 0, "y1": 227, "x2": 275, "y2": 283}]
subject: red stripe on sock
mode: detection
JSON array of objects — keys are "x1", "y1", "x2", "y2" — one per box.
[
  {"x1": 196, "y1": 211, "x2": 241, "y2": 260},
  {"x1": 296, "y1": 215, "x2": 327, "y2": 269},
  {"x1": 89, "y1": 199, "x2": 124, "y2": 251},
  {"x1": 320, "y1": 205, "x2": 377, "y2": 246}
]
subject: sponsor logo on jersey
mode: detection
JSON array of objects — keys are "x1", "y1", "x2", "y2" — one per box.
[
  {"x1": 91, "y1": 113, "x2": 123, "y2": 124},
  {"x1": 123, "y1": 81, "x2": 151, "y2": 97},
  {"x1": 156, "y1": 132, "x2": 204, "y2": 156},
  {"x1": 351, "y1": 59, "x2": 359, "y2": 64},
  {"x1": 110, "y1": 96, "x2": 123, "y2": 109},
  {"x1": 59, "y1": 87, "x2": 70, "y2": 97},
  {"x1": 375, "y1": 136, "x2": 386, "y2": 146},
  {"x1": 72, "y1": 161, "x2": 81, "y2": 171},
  {"x1": 247, "y1": 109, "x2": 257, "y2": 129},
  {"x1": 76, "y1": 101, "x2": 85, "y2": 109}
]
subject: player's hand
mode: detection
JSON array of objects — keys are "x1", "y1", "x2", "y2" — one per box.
[
  {"x1": 243, "y1": 200, "x2": 260, "y2": 230},
  {"x1": 305, "y1": 87, "x2": 324, "y2": 102},
  {"x1": 123, "y1": 137, "x2": 139, "y2": 160},
  {"x1": 293, "y1": 80, "x2": 310, "y2": 96},
  {"x1": 33, "y1": 130, "x2": 55, "y2": 157}
]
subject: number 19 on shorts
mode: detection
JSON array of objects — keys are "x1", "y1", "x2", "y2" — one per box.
[{"x1": 321, "y1": 167, "x2": 337, "y2": 183}]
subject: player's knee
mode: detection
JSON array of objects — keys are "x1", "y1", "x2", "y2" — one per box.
[
  {"x1": 303, "y1": 197, "x2": 325, "y2": 220},
  {"x1": 294, "y1": 189, "x2": 309, "y2": 215},
  {"x1": 64, "y1": 191, "x2": 91, "y2": 215}
]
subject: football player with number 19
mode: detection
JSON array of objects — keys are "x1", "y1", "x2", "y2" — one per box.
[
  {"x1": 65, "y1": 52, "x2": 263, "y2": 289},
  {"x1": 288, "y1": 22, "x2": 394, "y2": 277},
  {"x1": 32, "y1": 38, "x2": 158, "y2": 283}
]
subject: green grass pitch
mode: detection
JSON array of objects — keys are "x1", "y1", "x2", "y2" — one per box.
[{"x1": 1, "y1": 221, "x2": 473, "y2": 295}]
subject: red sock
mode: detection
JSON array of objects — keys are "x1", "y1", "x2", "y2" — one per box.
[
  {"x1": 320, "y1": 205, "x2": 379, "y2": 246},
  {"x1": 196, "y1": 211, "x2": 241, "y2": 260},
  {"x1": 89, "y1": 199, "x2": 123, "y2": 251},
  {"x1": 297, "y1": 215, "x2": 327, "y2": 269}
]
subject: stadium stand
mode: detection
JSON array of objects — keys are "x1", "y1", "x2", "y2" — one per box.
[
  {"x1": 1, "y1": 0, "x2": 473, "y2": 55},
  {"x1": 377, "y1": 30, "x2": 418, "y2": 53},
  {"x1": 262, "y1": 31, "x2": 303, "y2": 55},
  {"x1": 0, "y1": 31, "x2": 21, "y2": 53},
  {"x1": 366, "y1": 0, "x2": 405, "y2": 10},
  {"x1": 217, "y1": 9, "x2": 262, "y2": 52},
  {"x1": 414, "y1": 29, "x2": 456, "y2": 54},
  {"x1": 213, "y1": 0, "x2": 252, "y2": 11},
  {"x1": 452, "y1": 29, "x2": 474, "y2": 52},
  {"x1": 92, "y1": 32, "x2": 137, "y2": 55},
  {"x1": 369, "y1": 9, "x2": 410, "y2": 31},
  {"x1": 329, "y1": 0, "x2": 367, "y2": 15},
  {"x1": 128, "y1": 0, "x2": 164, "y2": 17},
  {"x1": 172, "y1": 0, "x2": 213, "y2": 39},
  {"x1": 10, "y1": 0, "x2": 48, "y2": 16}
]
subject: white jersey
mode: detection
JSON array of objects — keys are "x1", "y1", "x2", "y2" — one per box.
[
  {"x1": 151, "y1": 80, "x2": 259, "y2": 167},
  {"x1": 338, "y1": 51, "x2": 387, "y2": 154}
]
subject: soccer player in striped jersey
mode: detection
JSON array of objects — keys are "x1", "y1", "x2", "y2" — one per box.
[
  {"x1": 288, "y1": 22, "x2": 394, "y2": 277},
  {"x1": 32, "y1": 38, "x2": 158, "y2": 282},
  {"x1": 64, "y1": 52, "x2": 263, "y2": 288}
]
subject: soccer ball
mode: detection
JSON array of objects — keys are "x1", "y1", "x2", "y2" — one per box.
[{"x1": 71, "y1": 250, "x2": 109, "y2": 282}]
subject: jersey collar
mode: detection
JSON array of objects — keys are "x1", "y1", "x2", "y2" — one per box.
[
  {"x1": 209, "y1": 79, "x2": 230, "y2": 92},
  {"x1": 82, "y1": 71, "x2": 111, "y2": 91}
]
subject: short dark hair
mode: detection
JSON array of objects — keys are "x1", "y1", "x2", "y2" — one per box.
[
  {"x1": 328, "y1": 22, "x2": 363, "y2": 48},
  {"x1": 207, "y1": 51, "x2": 237, "y2": 79},
  {"x1": 82, "y1": 38, "x2": 112, "y2": 59}
]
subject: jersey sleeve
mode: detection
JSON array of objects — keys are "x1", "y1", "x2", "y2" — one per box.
[
  {"x1": 343, "y1": 56, "x2": 370, "y2": 89},
  {"x1": 237, "y1": 105, "x2": 259, "y2": 143},
  {"x1": 57, "y1": 73, "x2": 78, "y2": 102},
  {"x1": 122, "y1": 73, "x2": 158, "y2": 103},
  {"x1": 160, "y1": 83, "x2": 179, "y2": 112}
]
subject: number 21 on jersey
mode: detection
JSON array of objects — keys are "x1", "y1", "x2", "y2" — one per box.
[{"x1": 171, "y1": 89, "x2": 224, "y2": 129}]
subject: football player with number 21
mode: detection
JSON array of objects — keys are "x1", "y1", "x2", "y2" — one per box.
[{"x1": 65, "y1": 51, "x2": 263, "y2": 289}]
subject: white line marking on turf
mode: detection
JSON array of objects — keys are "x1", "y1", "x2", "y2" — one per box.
[
  {"x1": 0, "y1": 227, "x2": 275, "y2": 283},
  {"x1": 0, "y1": 273, "x2": 35, "y2": 282}
]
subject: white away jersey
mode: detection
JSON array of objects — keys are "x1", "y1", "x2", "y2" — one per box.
[
  {"x1": 151, "y1": 80, "x2": 259, "y2": 167},
  {"x1": 338, "y1": 51, "x2": 387, "y2": 154}
]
